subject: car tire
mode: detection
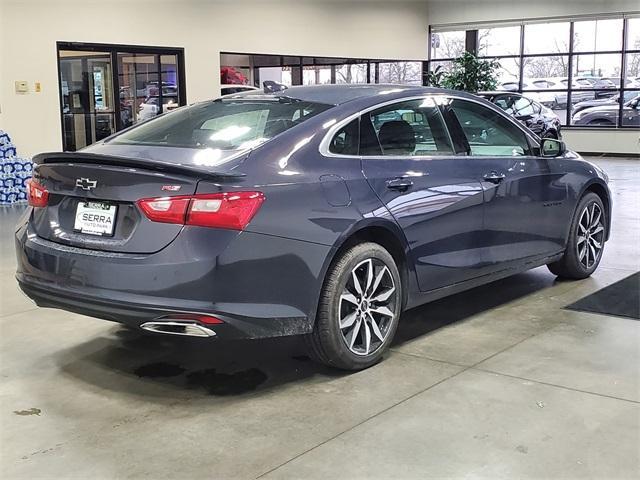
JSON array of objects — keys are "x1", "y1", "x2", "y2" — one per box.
[
  {"x1": 548, "y1": 192, "x2": 606, "y2": 279},
  {"x1": 305, "y1": 242, "x2": 402, "y2": 370},
  {"x1": 587, "y1": 119, "x2": 614, "y2": 126}
]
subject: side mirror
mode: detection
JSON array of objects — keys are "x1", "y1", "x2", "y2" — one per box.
[{"x1": 540, "y1": 138, "x2": 566, "y2": 158}]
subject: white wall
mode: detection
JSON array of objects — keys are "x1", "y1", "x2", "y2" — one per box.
[
  {"x1": 1, "y1": 0, "x2": 638, "y2": 157},
  {"x1": 426, "y1": 0, "x2": 640, "y2": 26},
  {"x1": 0, "y1": 0, "x2": 429, "y2": 157}
]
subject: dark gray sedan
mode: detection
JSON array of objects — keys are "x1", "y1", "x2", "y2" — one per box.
[
  {"x1": 572, "y1": 95, "x2": 640, "y2": 126},
  {"x1": 16, "y1": 84, "x2": 611, "y2": 370}
]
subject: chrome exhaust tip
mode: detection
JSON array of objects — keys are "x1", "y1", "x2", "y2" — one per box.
[{"x1": 140, "y1": 321, "x2": 217, "y2": 338}]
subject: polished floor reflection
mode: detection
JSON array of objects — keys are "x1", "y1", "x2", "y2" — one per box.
[{"x1": 1, "y1": 158, "x2": 638, "y2": 479}]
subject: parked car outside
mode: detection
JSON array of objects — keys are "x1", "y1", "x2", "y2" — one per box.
[
  {"x1": 529, "y1": 77, "x2": 595, "y2": 108},
  {"x1": 497, "y1": 80, "x2": 557, "y2": 108},
  {"x1": 17, "y1": 84, "x2": 611, "y2": 370},
  {"x1": 575, "y1": 76, "x2": 617, "y2": 98},
  {"x1": 572, "y1": 94, "x2": 640, "y2": 126},
  {"x1": 479, "y1": 91, "x2": 562, "y2": 138},
  {"x1": 572, "y1": 91, "x2": 640, "y2": 116},
  {"x1": 600, "y1": 77, "x2": 640, "y2": 89}
]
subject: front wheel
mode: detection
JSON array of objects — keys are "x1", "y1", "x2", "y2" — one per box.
[
  {"x1": 548, "y1": 192, "x2": 606, "y2": 279},
  {"x1": 305, "y1": 242, "x2": 402, "y2": 370}
]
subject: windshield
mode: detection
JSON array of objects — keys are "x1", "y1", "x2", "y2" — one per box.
[{"x1": 111, "y1": 98, "x2": 332, "y2": 150}]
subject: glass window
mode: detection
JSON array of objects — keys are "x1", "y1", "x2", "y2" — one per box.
[
  {"x1": 303, "y1": 66, "x2": 332, "y2": 85},
  {"x1": 627, "y1": 18, "x2": 640, "y2": 51},
  {"x1": 621, "y1": 93, "x2": 640, "y2": 126},
  {"x1": 428, "y1": 60, "x2": 454, "y2": 75},
  {"x1": 112, "y1": 99, "x2": 332, "y2": 150},
  {"x1": 431, "y1": 31, "x2": 466, "y2": 60},
  {"x1": 478, "y1": 26, "x2": 521, "y2": 57},
  {"x1": 524, "y1": 22, "x2": 570, "y2": 55},
  {"x1": 378, "y1": 62, "x2": 422, "y2": 85},
  {"x1": 624, "y1": 53, "x2": 640, "y2": 85},
  {"x1": 363, "y1": 99, "x2": 453, "y2": 156},
  {"x1": 336, "y1": 64, "x2": 368, "y2": 84},
  {"x1": 449, "y1": 99, "x2": 530, "y2": 156},
  {"x1": 495, "y1": 57, "x2": 521, "y2": 88},
  {"x1": 573, "y1": 19, "x2": 623, "y2": 52},
  {"x1": 573, "y1": 53, "x2": 620, "y2": 86},
  {"x1": 329, "y1": 119, "x2": 359, "y2": 155},
  {"x1": 522, "y1": 56, "x2": 569, "y2": 80}
]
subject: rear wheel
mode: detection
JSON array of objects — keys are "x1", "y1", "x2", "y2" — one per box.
[
  {"x1": 305, "y1": 242, "x2": 402, "y2": 370},
  {"x1": 548, "y1": 192, "x2": 606, "y2": 279}
]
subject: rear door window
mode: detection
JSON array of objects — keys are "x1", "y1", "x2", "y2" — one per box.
[{"x1": 362, "y1": 99, "x2": 454, "y2": 156}]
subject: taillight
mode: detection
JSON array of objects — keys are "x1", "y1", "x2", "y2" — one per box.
[
  {"x1": 26, "y1": 179, "x2": 49, "y2": 208},
  {"x1": 137, "y1": 192, "x2": 265, "y2": 230}
]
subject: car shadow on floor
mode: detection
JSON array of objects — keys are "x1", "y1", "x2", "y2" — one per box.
[
  {"x1": 392, "y1": 267, "x2": 563, "y2": 347},
  {"x1": 54, "y1": 268, "x2": 560, "y2": 402}
]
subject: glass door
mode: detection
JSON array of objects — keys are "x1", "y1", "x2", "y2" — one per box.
[
  {"x1": 59, "y1": 50, "x2": 116, "y2": 151},
  {"x1": 118, "y1": 53, "x2": 182, "y2": 128},
  {"x1": 58, "y1": 43, "x2": 186, "y2": 151},
  {"x1": 118, "y1": 53, "x2": 159, "y2": 127}
]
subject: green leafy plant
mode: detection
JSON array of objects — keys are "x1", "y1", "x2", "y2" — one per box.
[
  {"x1": 441, "y1": 52, "x2": 500, "y2": 93},
  {"x1": 424, "y1": 65, "x2": 445, "y2": 88}
]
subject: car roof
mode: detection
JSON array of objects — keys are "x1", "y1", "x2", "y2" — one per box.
[{"x1": 227, "y1": 83, "x2": 444, "y2": 105}]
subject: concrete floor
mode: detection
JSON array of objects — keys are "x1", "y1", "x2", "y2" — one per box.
[{"x1": 0, "y1": 157, "x2": 638, "y2": 479}]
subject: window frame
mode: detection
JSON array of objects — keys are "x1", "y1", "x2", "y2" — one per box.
[
  {"x1": 444, "y1": 98, "x2": 535, "y2": 157},
  {"x1": 56, "y1": 41, "x2": 187, "y2": 151},
  {"x1": 319, "y1": 94, "x2": 540, "y2": 159},
  {"x1": 428, "y1": 14, "x2": 640, "y2": 130}
]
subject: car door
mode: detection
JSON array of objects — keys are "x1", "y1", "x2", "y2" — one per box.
[
  {"x1": 441, "y1": 97, "x2": 568, "y2": 270},
  {"x1": 359, "y1": 97, "x2": 485, "y2": 292},
  {"x1": 622, "y1": 97, "x2": 640, "y2": 126}
]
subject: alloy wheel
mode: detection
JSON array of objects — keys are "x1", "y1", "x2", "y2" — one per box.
[
  {"x1": 338, "y1": 258, "x2": 398, "y2": 356},
  {"x1": 576, "y1": 202, "x2": 605, "y2": 269}
]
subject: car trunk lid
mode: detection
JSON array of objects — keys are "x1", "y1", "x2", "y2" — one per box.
[{"x1": 30, "y1": 150, "x2": 248, "y2": 254}]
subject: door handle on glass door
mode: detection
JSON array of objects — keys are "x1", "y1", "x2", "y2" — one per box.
[
  {"x1": 483, "y1": 171, "x2": 506, "y2": 184},
  {"x1": 386, "y1": 177, "x2": 414, "y2": 191}
]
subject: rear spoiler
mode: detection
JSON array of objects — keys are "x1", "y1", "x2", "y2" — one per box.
[{"x1": 32, "y1": 152, "x2": 246, "y2": 179}]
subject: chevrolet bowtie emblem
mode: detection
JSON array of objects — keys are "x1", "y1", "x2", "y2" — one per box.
[{"x1": 76, "y1": 178, "x2": 98, "y2": 190}]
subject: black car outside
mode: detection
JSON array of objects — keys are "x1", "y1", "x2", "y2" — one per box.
[{"x1": 478, "y1": 92, "x2": 561, "y2": 139}]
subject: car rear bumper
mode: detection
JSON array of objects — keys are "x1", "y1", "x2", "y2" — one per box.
[{"x1": 15, "y1": 220, "x2": 331, "y2": 339}]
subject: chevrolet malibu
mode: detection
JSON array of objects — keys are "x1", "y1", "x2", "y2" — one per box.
[{"x1": 16, "y1": 84, "x2": 611, "y2": 370}]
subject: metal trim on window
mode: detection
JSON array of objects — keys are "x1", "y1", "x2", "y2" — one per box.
[{"x1": 319, "y1": 94, "x2": 540, "y2": 159}]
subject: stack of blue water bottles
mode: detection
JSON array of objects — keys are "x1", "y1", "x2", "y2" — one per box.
[{"x1": 0, "y1": 130, "x2": 32, "y2": 206}]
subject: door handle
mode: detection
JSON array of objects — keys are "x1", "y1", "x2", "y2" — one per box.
[
  {"x1": 386, "y1": 177, "x2": 414, "y2": 191},
  {"x1": 483, "y1": 171, "x2": 506, "y2": 184}
]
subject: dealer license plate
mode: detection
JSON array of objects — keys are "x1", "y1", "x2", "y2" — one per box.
[{"x1": 73, "y1": 201, "x2": 117, "y2": 236}]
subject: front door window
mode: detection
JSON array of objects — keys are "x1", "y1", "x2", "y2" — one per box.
[{"x1": 448, "y1": 99, "x2": 531, "y2": 156}]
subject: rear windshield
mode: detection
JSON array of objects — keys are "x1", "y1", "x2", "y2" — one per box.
[{"x1": 111, "y1": 98, "x2": 332, "y2": 150}]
